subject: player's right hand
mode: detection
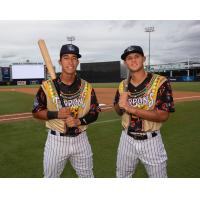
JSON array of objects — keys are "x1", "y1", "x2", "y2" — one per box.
[
  {"x1": 58, "y1": 107, "x2": 71, "y2": 119},
  {"x1": 119, "y1": 92, "x2": 129, "y2": 110}
]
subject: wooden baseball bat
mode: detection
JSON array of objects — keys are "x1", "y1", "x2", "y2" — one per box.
[
  {"x1": 38, "y1": 39, "x2": 56, "y2": 80},
  {"x1": 38, "y1": 39, "x2": 65, "y2": 107},
  {"x1": 125, "y1": 69, "x2": 131, "y2": 92}
]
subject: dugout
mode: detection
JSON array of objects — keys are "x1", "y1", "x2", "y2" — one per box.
[{"x1": 0, "y1": 67, "x2": 11, "y2": 85}]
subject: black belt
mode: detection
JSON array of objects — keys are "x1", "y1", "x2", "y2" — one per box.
[
  {"x1": 127, "y1": 131, "x2": 157, "y2": 140},
  {"x1": 50, "y1": 130, "x2": 80, "y2": 137}
]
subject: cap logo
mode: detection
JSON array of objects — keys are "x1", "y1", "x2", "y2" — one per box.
[
  {"x1": 127, "y1": 46, "x2": 135, "y2": 52},
  {"x1": 68, "y1": 44, "x2": 75, "y2": 51}
]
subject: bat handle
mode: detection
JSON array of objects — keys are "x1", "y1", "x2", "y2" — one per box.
[
  {"x1": 67, "y1": 111, "x2": 79, "y2": 136},
  {"x1": 52, "y1": 80, "x2": 69, "y2": 133},
  {"x1": 52, "y1": 80, "x2": 78, "y2": 135},
  {"x1": 53, "y1": 80, "x2": 65, "y2": 107}
]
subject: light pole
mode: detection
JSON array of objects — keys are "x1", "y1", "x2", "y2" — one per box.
[
  {"x1": 145, "y1": 26, "x2": 155, "y2": 71},
  {"x1": 67, "y1": 36, "x2": 75, "y2": 44}
]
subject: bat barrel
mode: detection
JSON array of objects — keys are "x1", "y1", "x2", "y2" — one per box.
[{"x1": 38, "y1": 39, "x2": 56, "y2": 80}]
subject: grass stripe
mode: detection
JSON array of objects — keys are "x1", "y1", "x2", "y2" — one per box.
[{"x1": 92, "y1": 118, "x2": 120, "y2": 125}]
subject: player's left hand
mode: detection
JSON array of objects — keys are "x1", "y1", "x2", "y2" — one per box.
[
  {"x1": 119, "y1": 92, "x2": 129, "y2": 111},
  {"x1": 65, "y1": 116, "x2": 81, "y2": 127}
]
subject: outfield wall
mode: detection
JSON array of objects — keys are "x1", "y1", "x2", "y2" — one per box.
[{"x1": 80, "y1": 61, "x2": 121, "y2": 83}]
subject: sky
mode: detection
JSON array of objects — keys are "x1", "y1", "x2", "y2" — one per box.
[{"x1": 0, "y1": 20, "x2": 200, "y2": 72}]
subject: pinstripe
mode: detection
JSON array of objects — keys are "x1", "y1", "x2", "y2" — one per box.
[
  {"x1": 43, "y1": 130, "x2": 94, "y2": 178},
  {"x1": 44, "y1": 132, "x2": 55, "y2": 177},
  {"x1": 57, "y1": 135, "x2": 67, "y2": 176},
  {"x1": 61, "y1": 135, "x2": 67, "y2": 164},
  {"x1": 120, "y1": 133, "x2": 126, "y2": 175},
  {"x1": 83, "y1": 134, "x2": 93, "y2": 177},
  {"x1": 43, "y1": 133, "x2": 49, "y2": 177},
  {"x1": 124, "y1": 134, "x2": 132, "y2": 175},
  {"x1": 116, "y1": 130, "x2": 168, "y2": 178},
  {"x1": 148, "y1": 136, "x2": 156, "y2": 177},
  {"x1": 125, "y1": 133, "x2": 134, "y2": 177},
  {"x1": 154, "y1": 133, "x2": 160, "y2": 163},
  {"x1": 153, "y1": 137, "x2": 158, "y2": 176},
  {"x1": 117, "y1": 131, "x2": 139, "y2": 178},
  {"x1": 53, "y1": 134, "x2": 58, "y2": 177},
  {"x1": 82, "y1": 135, "x2": 89, "y2": 173},
  {"x1": 124, "y1": 133, "x2": 131, "y2": 175},
  {"x1": 140, "y1": 133, "x2": 167, "y2": 177},
  {"x1": 132, "y1": 139, "x2": 140, "y2": 175},
  {"x1": 48, "y1": 133, "x2": 52, "y2": 177},
  {"x1": 47, "y1": 133, "x2": 51, "y2": 176},
  {"x1": 43, "y1": 134, "x2": 47, "y2": 177},
  {"x1": 129, "y1": 135, "x2": 139, "y2": 176},
  {"x1": 117, "y1": 138, "x2": 123, "y2": 177},
  {"x1": 152, "y1": 134, "x2": 158, "y2": 164},
  {"x1": 69, "y1": 132, "x2": 94, "y2": 178},
  {"x1": 141, "y1": 134, "x2": 154, "y2": 176},
  {"x1": 45, "y1": 133, "x2": 53, "y2": 177},
  {"x1": 117, "y1": 132, "x2": 127, "y2": 177},
  {"x1": 52, "y1": 134, "x2": 57, "y2": 177}
]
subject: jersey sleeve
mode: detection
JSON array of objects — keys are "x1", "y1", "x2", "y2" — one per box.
[
  {"x1": 32, "y1": 86, "x2": 47, "y2": 113},
  {"x1": 79, "y1": 88, "x2": 101, "y2": 125},
  {"x1": 155, "y1": 79, "x2": 175, "y2": 112}
]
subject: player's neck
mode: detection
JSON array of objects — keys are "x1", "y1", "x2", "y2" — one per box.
[
  {"x1": 60, "y1": 73, "x2": 76, "y2": 85},
  {"x1": 131, "y1": 69, "x2": 147, "y2": 87}
]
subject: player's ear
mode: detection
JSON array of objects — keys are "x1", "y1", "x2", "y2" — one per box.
[
  {"x1": 58, "y1": 59, "x2": 61, "y2": 65},
  {"x1": 143, "y1": 56, "x2": 146, "y2": 63}
]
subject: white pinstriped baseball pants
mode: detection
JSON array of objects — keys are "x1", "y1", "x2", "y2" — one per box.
[
  {"x1": 116, "y1": 130, "x2": 168, "y2": 178},
  {"x1": 43, "y1": 130, "x2": 94, "y2": 178}
]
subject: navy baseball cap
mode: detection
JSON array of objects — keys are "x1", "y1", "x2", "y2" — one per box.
[
  {"x1": 121, "y1": 45, "x2": 144, "y2": 60},
  {"x1": 60, "y1": 44, "x2": 81, "y2": 59}
]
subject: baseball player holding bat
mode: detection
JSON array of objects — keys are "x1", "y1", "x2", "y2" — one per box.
[
  {"x1": 32, "y1": 40, "x2": 100, "y2": 178},
  {"x1": 114, "y1": 45, "x2": 175, "y2": 178}
]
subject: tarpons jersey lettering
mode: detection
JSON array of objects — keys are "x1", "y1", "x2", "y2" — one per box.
[
  {"x1": 128, "y1": 92, "x2": 154, "y2": 108},
  {"x1": 52, "y1": 96, "x2": 86, "y2": 110},
  {"x1": 64, "y1": 98, "x2": 85, "y2": 108}
]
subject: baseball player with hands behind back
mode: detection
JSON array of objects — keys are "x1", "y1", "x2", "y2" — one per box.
[
  {"x1": 32, "y1": 43, "x2": 100, "y2": 178},
  {"x1": 114, "y1": 45, "x2": 175, "y2": 178}
]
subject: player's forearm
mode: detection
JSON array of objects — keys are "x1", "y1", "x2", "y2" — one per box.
[
  {"x1": 79, "y1": 110, "x2": 99, "y2": 125},
  {"x1": 33, "y1": 107, "x2": 73, "y2": 120},
  {"x1": 32, "y1": 110, "x2": 49, "y2": 120},
  {"x1": 126, "y1": 106, "x2": 169, "y2": 122},
  {"x1": 33, "y1": 110, "x2": 60, "y2": 120}
]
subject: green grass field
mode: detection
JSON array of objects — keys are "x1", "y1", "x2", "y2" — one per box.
[
  {"x1": 171, "y1": 82, "x2": 200, "y2": 92},
  {"x1": 0, "y1": 83, "x2": 200, "y2": 177},
  {"x1": 0, "y1": 92, "x2": 34, "y2": 115},
  {"x1": 0, "y1": 82, "x2": 200, "y2": 91},
  {"x1": 84, "y1": 82, "x2": 200, "y2": 92},
  {"x1": 0, "y1": 98, "x2": 200, "y2": 177}
]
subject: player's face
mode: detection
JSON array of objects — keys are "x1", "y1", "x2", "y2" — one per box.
[
  {"x1": 59, "y1": 54, "x2": 79, "y2": 75},
  {"x1": 124, "y1": 53, "x2": 146, "y2": 73}
]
